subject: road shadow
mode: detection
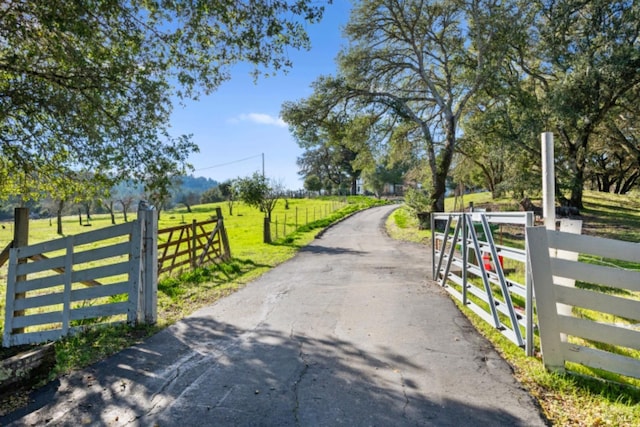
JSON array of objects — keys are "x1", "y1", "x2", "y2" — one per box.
[
  {"x1": 299, "y1": 244, "x2": 367, "y2": 256},
  {"x1": 3, "y1": 314, "x2": 547, "y2": 426}
]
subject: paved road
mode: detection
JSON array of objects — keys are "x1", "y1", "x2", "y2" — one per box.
[{"x1": 3, "y1": 205, "x2": 547, "y2": 426}]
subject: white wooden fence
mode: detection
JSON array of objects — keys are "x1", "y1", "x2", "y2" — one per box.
[
  {"x1": 526, "y1": 227, "x2": 640, "y2": 379},
  {"x1": 3, "y1": 208, "x2": 158, "y2": 347}
]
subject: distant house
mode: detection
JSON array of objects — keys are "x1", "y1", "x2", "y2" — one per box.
[{"x1": 356, "y1": 178, "x2": 405, "y2": 197}]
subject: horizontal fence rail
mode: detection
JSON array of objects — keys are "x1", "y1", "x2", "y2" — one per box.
[
  {"x1": 3, "y1": 221, "x2": 142, "y2": 347},
  {"x1": 432, "y1": 212, "x2": 535, "y2": 355},
  {"x1": 526, "y1": 227, "x2": 640, "y2": 380}
]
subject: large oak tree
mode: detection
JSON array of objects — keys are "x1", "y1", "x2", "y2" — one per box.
[
  {"x1": 508, "y1": 0, "x2": 640, "y2": 207},
  {"x1": 284, "y1": 0, "x2": 515, "y2": 212}
]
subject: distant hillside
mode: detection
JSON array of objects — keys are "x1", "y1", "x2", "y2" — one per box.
[{"x1": 176, "y1": 175, "x2": 219, "y2": 193}]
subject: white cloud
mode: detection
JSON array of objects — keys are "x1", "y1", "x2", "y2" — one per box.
[{"x1": 229, "y1": 113, "x2": 287, "y2": 128}]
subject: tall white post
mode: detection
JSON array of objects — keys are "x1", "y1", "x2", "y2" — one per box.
[
  {"x1": 541, "y1": 133, "x2": 579, "y2": 340},
  {"x1": 138, "y1": 203, "x2": 158, "y2": 325},
  {"x1": 541, "y1": 132, "x2": 556, "y2": 230}
]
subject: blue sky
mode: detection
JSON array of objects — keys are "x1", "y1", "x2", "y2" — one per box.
[{"x1": 169, "y1": 0, "x2": 352, "y2": 190}]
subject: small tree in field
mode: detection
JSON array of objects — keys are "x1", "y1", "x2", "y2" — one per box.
[
  {"x1": 219, "y1": 180, "x2": 236, "y2": 216},
  {"x1": 235, "y1": 173, "x2": 283, "y2": 243}
]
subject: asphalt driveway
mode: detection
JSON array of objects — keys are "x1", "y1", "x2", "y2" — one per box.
[{"x1": 3, "y1": 204, "x2": 547, "y2": 426}]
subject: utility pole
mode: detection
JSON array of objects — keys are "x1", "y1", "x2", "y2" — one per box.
[{"x1": 262, "y1": 152, "x2": 265, "y2": 178}]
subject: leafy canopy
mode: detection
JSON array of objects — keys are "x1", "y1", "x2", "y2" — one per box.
[
  {"x1": 234, "y1": 173, "x2": 282, "y2": 219},
  {"x1": 0, "y1": 0, "x2": 328, "y2": 199}
]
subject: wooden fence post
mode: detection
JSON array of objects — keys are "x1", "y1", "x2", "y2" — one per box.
[
  {"x1": 13, "y1": 208, "x2": 28, "y2": 334},
  {"x1": 139, "y1": 205, "x2": 158, "y2": 325},
  {"x1": 216, "y1": 207, "x2": 232, "y2": 260},
  {"x1": 191, "y1": 219, "x2": 197, "y2": 269}
]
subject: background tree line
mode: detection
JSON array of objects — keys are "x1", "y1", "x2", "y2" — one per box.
[
  {"x1": 0, "y1": 175, "x2": 219, "y2": 226},
  {"x1": 282, "y1": 0, "x2": 640, "y2": 211}
]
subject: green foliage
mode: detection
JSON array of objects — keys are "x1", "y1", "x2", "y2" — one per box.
[
  {"x1": 200, "y1": 187, "x2": 224, "y2": 204},
  {"x1": 281, "y1": 92, "x2": 377, "y2": 195},
  {"x1": 304, "y1": 174, "x2": 322, "y2": 192},
  {"x1": 404, "y1": 187, "x2": 432, "y2": 213},
  {"x1": 456, "y1": 86, "x2": 543, "y2": 199},
  {"x1": 362, "y1": 160, "x2": 407, "y2": 196},
  {"x1": 327, "y1": 0, "x2": 516, "y2": 211},
  {"x1": 498, "y1": 0, "x2": 640, "y2": 206},
  {"x1": 218, "y1": 180, "x2": 236, "y2": 200},
  {"x1": 1, "y1": 0, "x2": 327, "y2": 201},
  {"x1": 234, "y1": 173, "x2": 281, "y2": 219}
]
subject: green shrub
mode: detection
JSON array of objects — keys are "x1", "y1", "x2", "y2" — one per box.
[{"x1": 404, "y1": 187, "x2": 432, "y2": 213}]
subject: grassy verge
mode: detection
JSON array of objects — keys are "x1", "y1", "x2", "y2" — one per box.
[
  {"x1": 387, "y1": 190, "x2": 640, "y2": 426},
  {"x1": 386, "y1": 205, "x2": 431, "y2": 244}
]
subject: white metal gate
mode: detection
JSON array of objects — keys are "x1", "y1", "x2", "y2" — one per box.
[{"x1": 431, "y1": 212, "x2": 535, "y2": 355}]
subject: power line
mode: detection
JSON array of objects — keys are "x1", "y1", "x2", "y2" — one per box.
[{"x1": 194, "y1": 154, "x2": 263, "y2": 171}]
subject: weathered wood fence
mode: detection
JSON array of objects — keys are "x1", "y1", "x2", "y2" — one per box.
[
  {"x1": 3, "y1": 207, "x2": 158, "y2": 347},
  {"x1": 157, "y1": 207, "x2": 231, "y2": 275},
  {"x1": 526, "y1": 227, "x2": 640, "y2": 379}
]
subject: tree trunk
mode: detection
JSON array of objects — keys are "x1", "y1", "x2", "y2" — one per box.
[
  {"x1": 620, "y1": 172, "x2": 639, "y2": 194},
  {"x1": 430, "y1": 176, "x2": 447, "y2": 213},
  {"x1": 57, "y1": 200, "x2": 64, "y2": 235},
  {"x1": 567, "y1": 133, "x2": 589, "y2": 209},
  {"x1": 597, "y1": 175, "x2": 611, "y2": 192},
  {"x1": 109, "y1": 201, "x2": 116, "y2": 224},
  {"x1": 429, "y1": 118, "x2": 456, "y2": 213},
  {"x1": 569, "y1": 166, "x2": 585, "y2": 209},
  {"x1": 263, "y1": 217, "x2": 271, "y2": 244}
]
